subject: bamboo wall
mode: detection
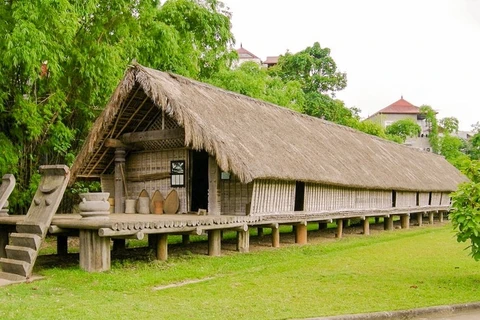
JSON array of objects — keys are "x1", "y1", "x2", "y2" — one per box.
[
  {"x1": 124, "y1": 149, "x2": 188, "y2": 213},
  {"x1": 430, "y1": 192, "x2": 442, "y2": 206},
  {"x1": 304, "y1": 184, "x2": 392, "y2": 211},
  {"x1": 219, "y1": 174, "x2": 253, "y2": 215},
  {"x1": 418, "y1": 192, "x2": 430, "y2": 206},
  {"x1": 250, "y1": 180, "x2": 295, "y2": 214},
  {"x1": 395, "y1": 191, "x2": 417, "y2": 207},
  {"x1": 440, "y1": 192, "x2": 451, "y2": 206}
]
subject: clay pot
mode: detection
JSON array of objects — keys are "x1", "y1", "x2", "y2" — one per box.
[{"x1": 125, "y1": 199, "x2": 136, "y2": 214}]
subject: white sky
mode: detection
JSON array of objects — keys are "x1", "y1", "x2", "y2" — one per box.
[{"x1": 222, "y1": 0, "x2": 480, "y2": 131}]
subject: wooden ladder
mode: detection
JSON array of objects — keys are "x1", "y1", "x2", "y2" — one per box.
[{"x1": 0, "y1": 165, "x2": 70, "y2": 281}]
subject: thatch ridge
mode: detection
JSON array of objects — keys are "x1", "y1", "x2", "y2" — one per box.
[{"x1": 70, "y1": 63, "x2": 467, "y2": 192}]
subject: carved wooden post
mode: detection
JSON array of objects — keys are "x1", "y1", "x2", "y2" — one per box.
[
  {"x1": 208, "y1": 230, "x2": 221, "y2": 256},
  {"x1": 295, "y1": 223, "x2": 307, "y2": 245},
  {"x1": 272, "y1": 226, "x2": 280, "y2": 248},
  {"x1": 79, "y1": 230, "x2": 110, "y2": 272},
  {"x1": 336, "y1": 219, "x2": 343, "y2": 238},
  {"x1": 156, "y1": 234, "x2": 168, "y2": 261},
  {"x1": 236, "y1": 230, "x2": 249, "y2": 253},
  {"x1": 113, "y1": 148, "x2": 126, "y2": 251},
  {"x1": 363, "y1": 218, "x2": 370, "y2": 235}
]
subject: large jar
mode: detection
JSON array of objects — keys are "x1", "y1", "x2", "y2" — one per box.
[{"x1": 78, "y1": 192, "x2": 110, "y2": 219}]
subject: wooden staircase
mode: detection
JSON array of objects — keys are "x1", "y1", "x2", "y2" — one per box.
[{"x1": 0, "y1": 165, "x2": 70, "y2": 281}]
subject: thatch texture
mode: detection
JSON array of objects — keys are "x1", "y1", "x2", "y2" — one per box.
[{"x1": 71, "y1": 63, "x2": 467, "y2": 192}]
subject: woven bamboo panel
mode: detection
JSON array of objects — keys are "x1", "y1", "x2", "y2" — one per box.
[
  {"x1": 250, "y1": 180, "x2": 295, "y2": 214},
  {"x1": 125, "y1": 149, "x2": 188, "y2": 212},
  {"x1": 418, "y1": 192, "x2": 430, "y2": 206},
  {"x1": 396, "y1": 191, "x2": 417, "y2": 208},
  {"x1": 440, "y1": 192, "x2": 451, "y2": 206},
  {"x1": 137, "y1": 112, "x2": 184, "y2": 150},
  {"x1": 304, "y1": 184, "x2": 392, "y2": 211},
  {"x1": 220, "y1": 174, "x2": 253, "y2": 215},
  {"x1": 430, "y1": 192, "x2": 442, "y2": 206}
]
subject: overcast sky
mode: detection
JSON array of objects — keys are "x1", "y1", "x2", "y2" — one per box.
[{"x1": 222, "y1": 0, "x2": 480, "y2": 131}]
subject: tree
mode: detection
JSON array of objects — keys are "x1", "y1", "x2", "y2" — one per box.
[
  {"x1": 0, "y1": 0, "x2": 234, "y2": 213},
  {"x1": 450, "y1": 160, "x2": 480, "y2": 260},
  {"x1": 439, "y1": 117, "x2": 459, "y2": 134},
  {"x1": 419, "y1": 105, "x2": 440, "y2": 153},
  {"x1": 208, "y1": 61, "x2": 305, "y2": 113},
  {"x1": 385, "y1": 119, "x2": 421, "y2": 143}
]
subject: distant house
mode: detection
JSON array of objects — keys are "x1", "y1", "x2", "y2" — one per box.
[
  {"x1": 234, "y1": 44, "x2": 262, "y2": 67},
  {"x1": 366, "y1": 97, "x2": 432, "y2": 151},
  {"x1": 263, "y1": 56, "x2": 279, "y2": 68}
]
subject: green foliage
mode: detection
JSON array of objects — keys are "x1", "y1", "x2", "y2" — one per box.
[
  {"x1": 419, "y1": 105, "x2": 439, "y2": 153},
  {"x1": 385, "y1": 118, "x2": 421, "y2": 143},
  {"x1": 0, "y1": 0, "x2": 234, "y2": 213},
  {"x1": 271, "y1": 42, "x2": 347, "y2": 94},
  {"x1": 468, "y1": 132, "x2": 480, "y2": 160},
  {"x1": 208, "y1": 61, "x2": 305, "y2": 112},
  {"x1": 440, "y1": 116, "x2": 459, "y2": 134}
]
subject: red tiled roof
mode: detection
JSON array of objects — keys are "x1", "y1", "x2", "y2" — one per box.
[
  {"x1": 377, "y1": 97, "x2": 420, "y2": 114},
  {"x1": 236, "y1": 46, "x2": 260, "y2": 60}
]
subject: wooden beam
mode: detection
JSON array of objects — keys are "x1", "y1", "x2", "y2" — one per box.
[
  {"x1": 104, "y1": 138, "x2": 130, "y2": 149},
  {"x1": 121, "y1": 128, "x2": 184, "y2": 144}
]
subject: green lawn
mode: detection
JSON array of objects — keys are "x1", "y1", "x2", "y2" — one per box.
[{"x1": 1, "y1": 224, "x2": 479, "y2": 319}]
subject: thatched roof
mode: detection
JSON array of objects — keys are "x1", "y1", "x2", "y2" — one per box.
[{"x1": 70, "y1": 63, "x2": 467, "y2": 192}]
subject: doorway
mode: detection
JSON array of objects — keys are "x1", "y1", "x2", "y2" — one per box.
[
  {"x1": 294, "y1": 181, "x2": 305, "y2": 211},
  {"x1": 191, "y1": 150, "x2": 209, "y2": 212}
]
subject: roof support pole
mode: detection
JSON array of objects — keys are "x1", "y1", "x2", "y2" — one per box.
[{"x1": 114, "y1": 148, "x2": 126, "y2": 214}]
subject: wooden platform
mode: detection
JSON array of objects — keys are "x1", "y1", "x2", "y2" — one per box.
[{"x1": 0, "y1": 205, "x2": 450, "y2": 274}]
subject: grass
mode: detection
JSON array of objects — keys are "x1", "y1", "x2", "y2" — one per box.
[{"x1": 1, "y1": 223, "x2": 479, "y2": 319}]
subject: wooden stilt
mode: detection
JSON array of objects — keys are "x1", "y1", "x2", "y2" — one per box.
[
  {"x1": 182, "y1": 234, "x2": 190, "y2": 245},
  {"x1": 429, "y1": 212, "x2": 434, "y2": 224},
  {"x1": 0, "y1": 227, "x2": 8, "y2": 258},
  {"x1": 208, "y1": 230, "x2": 221, "y2": 256},
  {"x1": 336, "y1": 219, "x2": 343, "y2": 238},
  {"x1": 295, "y1": 224, "x2": 307, "y2": 245},
  {"x1": 272, "y1": 226, "x2": 280, "y2": 248},
  {"x1": 236, "y1": 230, "x2": 250, "y2": 253},
  {"x1": 57, "y1": 235, "x2": 68, "y2": 255},
  {"x1": 112, "y1": 239, "x2": 126, "y2": 252},
  {"x1": 156, "y1": 234, "x2": 168, "y2": 261},
  {"x1": 79, "y1": 229, "x2": 110, "y2": 272},
  {"x1": 401, "y1": 215, "x2": 410, "y2": 229},
  {"x1": 417, "y1": 212, "x2": 423, "y2": 226},
  {"x1": 439, "y1": 212, "x2": 444, "y2": 222},
  {"x1": 148, "y1": 234, "x2": 157, "y2": 249},
  {"x1": 363, "y1": 218, "x2": 370, "y2": 235},
  {"x1": 257, "y1": 228, "x2": 264, "y2": 237},
  {"x1": 318, "y1": 222, "x2": 328, "y2": 230},
  {"x1": 385, "y1": 216, "x2": 394, "y2": 231}
]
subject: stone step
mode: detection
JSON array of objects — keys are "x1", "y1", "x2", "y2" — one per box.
[
  {"x1": 0, "y1": 258, "x2": 30, "y2": 277},
  {"x1": 16, "y1": 222, "x2": 44, "y2": 235},
  {"x1": 0, "y1": 271, "x2": 27, "y2": 282},
  {"x1": 10, "y1": 233, "x2": 41, "y2": 251},
  {"x1": 5, "y1": 245, "x2": 36, "y2": 264}
]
